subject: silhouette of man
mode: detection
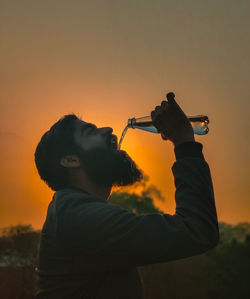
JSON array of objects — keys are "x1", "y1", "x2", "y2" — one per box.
[{"x1": 35, "y1": 92, "x2": 219, "y2": 298}]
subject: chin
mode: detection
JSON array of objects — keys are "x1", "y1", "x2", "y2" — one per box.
[{"x1": 79, "y1": 147, "x2": 143, "y2": 188}]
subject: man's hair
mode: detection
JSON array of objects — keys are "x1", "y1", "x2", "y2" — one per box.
[{"x1": 34, "y1": 114, "x2": 83, "y2": 191}]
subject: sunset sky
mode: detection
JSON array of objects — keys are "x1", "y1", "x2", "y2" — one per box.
[{"x1": 1, "y1": 0, "x2": 249, "y2": 229}]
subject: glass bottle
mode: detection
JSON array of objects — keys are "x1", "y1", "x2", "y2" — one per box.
[{"x1": 127, "y1": 115, "x2": 209, "y2": 135}]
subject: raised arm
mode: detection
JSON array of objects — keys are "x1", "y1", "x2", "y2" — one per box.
[{"x1": 57, "y1": 92, "x2": 219, "y2": 267}]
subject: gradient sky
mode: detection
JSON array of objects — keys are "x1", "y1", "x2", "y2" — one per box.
[{"x1": 0, "y1": 0, "x2": 249, "y2": 229}]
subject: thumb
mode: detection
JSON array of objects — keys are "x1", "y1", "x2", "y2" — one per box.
[
  {"x1": 166, "y1": 92, "x2": 176, "y2": 105},
  {"x1": 161, "y1": 132, "x2": 168, "y2": 140}
]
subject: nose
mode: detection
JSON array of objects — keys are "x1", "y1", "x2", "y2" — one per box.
[{"x1": 101, "y1": 127, "x2": 113, "y2": 135}]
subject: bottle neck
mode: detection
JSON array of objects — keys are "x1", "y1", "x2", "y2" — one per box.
[{"x1": 128, "y1": 117, "x2": 136, "y2": 128}]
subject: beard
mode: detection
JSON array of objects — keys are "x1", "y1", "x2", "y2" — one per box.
[{"x1": 77, "y1": 147, "x2": 143, "y2": 188}]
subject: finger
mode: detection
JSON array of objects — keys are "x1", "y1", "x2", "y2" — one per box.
[
  {"x1": 161, "y1": 100, "x2": 168, "y2": 109},
  {"x1": 166, "y1": 92, "x2": 176, "y2": 104},
  {"x1": 151, "y1": 110, "x2": 156, "y2": 121},
  {"x1": 155, "y1": 105, "x2": 161, "y2": 115},
  {"x1": 151, "y1": 110, "x2": 162, "y2": 128}
]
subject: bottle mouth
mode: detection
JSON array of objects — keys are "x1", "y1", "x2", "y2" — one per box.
[{"x1": 128, "y1": 117, "x2": 136, "y2": 128}]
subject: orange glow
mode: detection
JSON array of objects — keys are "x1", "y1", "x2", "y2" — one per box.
[{"x1": 1, "y1": 1, "x2": 250, "y2": 229}]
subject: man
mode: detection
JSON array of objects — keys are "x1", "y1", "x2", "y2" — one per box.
[{"x1": 34, "y1": 92, "x2": 219, "y2": 298}]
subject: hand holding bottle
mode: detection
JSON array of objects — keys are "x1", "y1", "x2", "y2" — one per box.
[{"x1": 151, "y1": 92, "x2": 195, "y2": 147}]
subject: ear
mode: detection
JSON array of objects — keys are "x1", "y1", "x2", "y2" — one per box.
[{"x1": 60, "y1": 155, "x2": 81, "y2": 168}]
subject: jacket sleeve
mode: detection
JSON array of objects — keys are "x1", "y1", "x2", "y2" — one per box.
[{"x1": 57, "y1": 142, "x2": 219, "y2": 267}]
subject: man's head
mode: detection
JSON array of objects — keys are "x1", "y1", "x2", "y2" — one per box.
[{"x1": 34, "y1": 114, "x2": 143, "y2": 191}]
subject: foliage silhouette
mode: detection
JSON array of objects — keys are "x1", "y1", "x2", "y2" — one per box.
[
  {"x1": 108, "y1": 191, "x2": 163, "y2": 215},
  {"x1": 0, "y1": 224, "x2": 40, "y2": 266}
]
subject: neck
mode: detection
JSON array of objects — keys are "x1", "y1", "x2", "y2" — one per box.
[{"x1": 68, "y1": 168, "x2": 112, "y2": 201}]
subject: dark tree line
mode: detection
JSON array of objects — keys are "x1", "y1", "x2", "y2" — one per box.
[{"x1": 0, "y1": 224, "x2": 40, "y2": 266}]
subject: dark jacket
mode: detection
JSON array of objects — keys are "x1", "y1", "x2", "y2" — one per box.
[{"x1": 36, "y1": 142, "x2": 219, "y2": 299}]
